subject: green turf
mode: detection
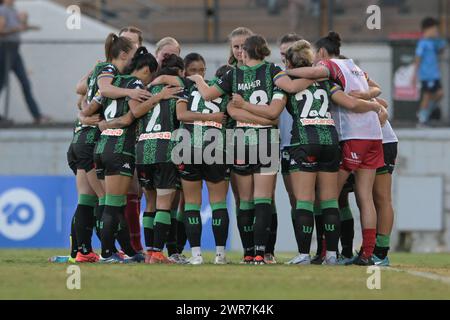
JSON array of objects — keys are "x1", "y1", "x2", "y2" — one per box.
[{"x1": 0, "y1": 249, "x2": 449, "y2": 299}]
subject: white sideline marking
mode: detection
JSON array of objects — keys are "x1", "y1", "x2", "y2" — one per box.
[{"x1": 385, "y1": 267, "x2": 450, "y2": 285}]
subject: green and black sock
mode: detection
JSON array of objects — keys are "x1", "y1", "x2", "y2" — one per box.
[
  {"x1": 176, "y1": 210, "x2": 187, "y2": 254},
  {"x1": 340, "y1": 206, "x2": 354, "y2": 258},
  {"x1": 143, "y1": 211, "x2": 156, "y2": 251},
  {"x1": 101, "y1": 194, "x2": 126, "y2": 258},
  {"x1": 211, "y1": 201, "x2": 229, "y2": 247},
  {"x1": 237, "y1": 200, "x2": 255, "y2": 257},
  {"x1": 373, "y1": 234, "x2": 390, "y2": 259},
  {"x1": 70, "y1": 215, "x2": 78, "y2": 259},
  {"x1": 314, "y1": 205, "x2": 324, "y2": 256},
  {"x1": 152, "y1": 210, "x2": 172, "y2": 252},
  {"x1": 265, "y1": 204, "x2": 278, "y2": 255},
  {"x1": 253, "y1": 198, "x2": 272, "y2": 257},
  {"x1": 321, "y1": 199, "x2": 341, "y2": 253},
  {"x1": 294, "y1": 200, "x2": 314, "y2": 254},
  {"x1": 166, "y1": 209, "x2": 178, "y2": 256},
  {"x1": 75, "y1": 194, "x2": 97, "y2": 255},
  {"x1": 95, "y1": 196, "x2": 106, "y2": 241},
  {"x1": 184, "y1": 203, "x2": 202, "y2": 248}
]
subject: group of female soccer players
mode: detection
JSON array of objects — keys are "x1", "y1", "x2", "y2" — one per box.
[{"x1": 51, "y1": 25, "x2": 397, "y2": 266}]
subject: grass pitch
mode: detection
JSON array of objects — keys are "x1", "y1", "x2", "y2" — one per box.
[{"x1": 0, "y1": 249, "x2": 449, "y2": 300}]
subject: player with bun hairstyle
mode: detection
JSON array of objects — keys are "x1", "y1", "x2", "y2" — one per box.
[
  {"x1": 134, "y1": 54, "x2": 185, "y2": 264},
  {"x1": 81, "y1": 47, "x2": 159, "y2": 263},
  {"x1": 286, "y1": 32, "x2": 388, "y2": 265},
  {"x1": 189, "y1": 34, "x2": 311, "y2": 264}
]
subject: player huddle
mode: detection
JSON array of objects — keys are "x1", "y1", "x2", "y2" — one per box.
[{"x1": 50, "y1": 25, "x2": 397, "y2": 266}]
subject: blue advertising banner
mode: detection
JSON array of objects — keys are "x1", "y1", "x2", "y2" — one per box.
[
  {"x1": 0, "y1": 176, "x2": 233, "y2": 250},
  {"x1": 0, "y1": 176, "x2": 76, "y2": 248}
]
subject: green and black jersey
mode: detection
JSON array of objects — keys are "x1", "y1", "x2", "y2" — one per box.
[
  {"x1": 214, "y1": 61, "x2": 286, "y2": 145},
  {"x1": 286, "y1": 80, "x2": 340, "y2": 146},
  {"x1": 179, "y1": 78, "x2": 230, "y2": 151},
  {"x1": 136, "y1": 84, "x2": 189, "y2": 164},
  {"x1": 71, "y1": 62, "x2": 118, "y2": 145},
  {"x1": 94, "y1": 75, "x2": 142, "y2": 157}
]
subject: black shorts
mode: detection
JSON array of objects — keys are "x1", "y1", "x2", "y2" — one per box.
[
  {"x1": 421, "y1": 80, "x2": 441, "y2": 94},
  {"x1": 178, "y1": 163, "x2": 230, "y2": 183},
  {"x1": 232, "y1": 144, "x2": 280, "y2": 176},
  {"x1": 136, "y1": 163, "x2": 180, "y2": 190},
  {"x1": 94, "y1": 152, "x2": 135, "y2": 180},
  {"x1": 376, "y1": 142, "x2": 398, "y2": 175},
  {"x1": 66, "y1": 144, "x2": 77, "y2": 175},
  {"x1": 281, "y1": 147, "x2": 294, "y2": 176},
  {"x1": 70, "y1": 143, "x2": 96, "y2": 173},
  {"x1": 289, "y1": 144, "x2": 341, "y2": 173}
]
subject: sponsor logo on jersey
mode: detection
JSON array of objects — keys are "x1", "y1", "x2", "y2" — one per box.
[
  {"x1": 236, "y1": 121, "x2": 271, "y2": 128},
  {"x1": 300, "y1": 118, "x2": 335, "y2": 126},
  {"x1": 101, "y1": 129, "x2": 124, "y2": 136},
  {"x1": 192, "y1": 121, "x2": 223, "y2": 129},
  {"x1": 139, "y1": 132, "x2": 172, "y2": 140}
]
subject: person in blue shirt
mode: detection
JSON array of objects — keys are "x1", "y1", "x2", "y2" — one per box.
[{"x1": 414, "y1": 17, "x2": 446, "y2": 126}]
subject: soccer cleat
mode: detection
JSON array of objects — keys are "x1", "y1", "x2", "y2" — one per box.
[
  {"x1": 285, "y1": 254, "x2": 301, "y2": 265},
  {"x1": 240, "y1": 256, "x2": 254, "y2": 264},
  {"x1": 148, "y1": 251, "x2": 173, "y2": 264},
  {"x1": 124, "y1": 252, "x2": 145, "y2": 263},
  {"x1": 322, "y1": 255, "x2": 338, "y2": 265},
  {"x1": 99, "y1": 253, "x2": 125, "y2": 264},
  {"x1": 373, "y1": 254, "x2": 390, "y2": 266},
  {"x1": 48, "y1": 255, "x2": 71, "y2": 263},
  {"x1": 144, "y1": 250, "x2": 154, "y2": 263},
  {"x1": 75, "y1": 252, "x2": 99, "y2": 263},
  {"x1": 352, "y1": 255, "x2": 374, "y2": 266},
  {"x1": 290, "y1": 254, "x2": 311, "y2": 265},
  {"x1": 253, "y1": 255, "x2": 266, "y2": 265},
  {"x1": 214, "y1": 254, "x2": 227, "y2": 265},
  {"x1": 310, "y1": 254, "x2": 325, "y2": 265},
  {"x1": 264, "y1": 253, "x2": 277, "y2": 264},
  {"x1": 168, "y1": 253, "x2": 189, "y2": 264},
  {"x1": 187, "y1": 255, "x2": 204, "y2": 265},
  {"x1": 337, "y1": 254, "x2": 355, "y2": 265}
]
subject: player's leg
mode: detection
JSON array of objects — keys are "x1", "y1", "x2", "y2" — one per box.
[
  {"x1": 234, "y1": 172, "x2": 255, "y2": 263},
  {"x1": 290, "y1": 170, "x2": 316, "y2": 265},
  {"x1": 252, "y1": 172, "x2": 277, "y2": 264},
  {"x1": 206, "y1": 178, "x2": 230, "y2": 264},
  {"x1": 181, "y1": 180, "x2": 203, "y2": 264},
  {"x1": 142, "y1": 187, "x2": 156, "y2": 255},
  {"x1": 353, "y1": 169, "x2": 377, "y2": 265},
  {"x1": 166, "y1": 189, "x2": 180, "y2": 258},
  {"x1": 176, "y1": 192, "x2": 187, "y2": 256},
  {"x1": 317, "y1": 171, "x2": 340, "y2": 265},
  {"x1": 338, "y1": 189, "x2": 355, "y2": 261},
  {"x1": 149, "y1": 163, "x2": 180, "y2": 264},
  {"x1": 372, "y1": 142, "x2": 397, "y2": 266},
  {"x1": 74, "y1": 169, "x2": 98, "y2": 261},
  {"x1": 124, "y1": 171, "x2": 143, "y2": 253},
  {"x1": 100, "y1": 174, "x2": 135, "y2": 262},
  {"x1": 282, "y1": 172, "x2": 301, "y2": 264},
  {"x1": 264, "y1": 179, "x2": 278, "y2": 264},
  {"x1": 373, "y1": 173, "x2": 393, "y2": 266}
]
